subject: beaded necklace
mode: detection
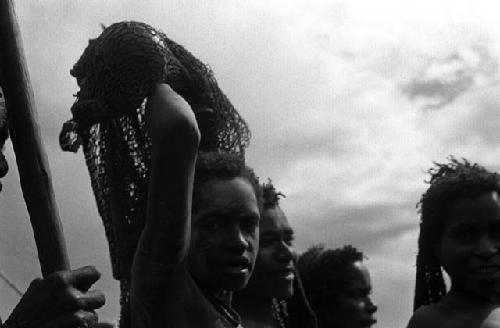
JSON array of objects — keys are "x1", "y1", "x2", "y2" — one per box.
[
  {"x1": 204, "y1": 291, "x2": 243, "y2": 328},
  {"x1": 271, "y1": 298, "x2": 289, "y2": 328}
]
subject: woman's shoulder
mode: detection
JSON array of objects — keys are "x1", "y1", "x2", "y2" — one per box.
[
  {"x1": 406, "y1": 304, "x2": 448, "y2": 328},
  {"x1": 407, "y1": 301, "x2": 500, "y2": 328},
  {"x1": 478, "y1": 306, "x2": 500, "y2": 328}
]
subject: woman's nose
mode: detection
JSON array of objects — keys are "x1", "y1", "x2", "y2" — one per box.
[
  {"x1": 475, "y1": 235, "x2": 498, "y2": 258},
  {"x1": 277, "y1": 241, "x2": 294, "y2": 262},
  {"x1": 366, "y1": 298, "x2": 378, "y2": 314},
  {"x1": 225, "y1": 226, "x2": 249, "y2": 253}
]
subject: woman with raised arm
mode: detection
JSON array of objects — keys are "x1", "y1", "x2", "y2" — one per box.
[
  {"x1": 131, "y1": 83, "x2": 263, "y2": 327},
  {"x1": 59, "y1": 21, "x2": 256, "y2": 327}
]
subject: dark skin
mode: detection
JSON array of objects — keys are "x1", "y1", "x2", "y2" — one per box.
[
  {"x1": 130, "y1": 84, "x2": 260, "y2": 327},
  {"x1": 233, "y1": 204, "x2": 295, "y2": 328},
  {"x1": 407, "y1": 191, "x2": 500, "y2": 328},
  {"x1": 317, "y1": 261, "x2": 377, "y2": 328},
  {"x1": 3, "y1": 266, "x2": 105, "y2": 328},
  {"x1": 188, "y1": 177, "x2": 260, "y2": 294}
]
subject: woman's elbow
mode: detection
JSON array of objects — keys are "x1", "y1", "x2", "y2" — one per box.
[{"x1": 147, "y1": 84, "x2": 201, "y2": 146}]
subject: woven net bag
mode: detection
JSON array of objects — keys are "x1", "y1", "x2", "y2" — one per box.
[{"x1": 59, "y1": 21, "x2": 251, "y2": 327}]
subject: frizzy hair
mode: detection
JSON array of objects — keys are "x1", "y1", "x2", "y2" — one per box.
[
  {"x1": 414, "y1": 157, "x2": 500, "y2": 311},
  {"x1": 192, "y1": 151, "x2": 262, "y2": 214},
  {"x1": 288, "y1": 244, "x2": 364, "y2": 328},
  {"x1": 296, "y1": 244, "x2": 364, "y2": 308},
  {"x1": 262, "y1": 179, "x2": 285, "y2": 208}
]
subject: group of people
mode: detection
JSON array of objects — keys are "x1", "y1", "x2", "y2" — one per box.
[{"x1": 2, "y1": 20, "x2": 500, "y2": 328}]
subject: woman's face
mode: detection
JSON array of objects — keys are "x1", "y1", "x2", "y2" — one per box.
[
  {"x1": 188, "y1": 177, "x2": 261, "y2": 292},
  {"x1": 243, "y1": 205, "x2": 296, "y2": 300},
  {"x1": 438, "y1": 191, "x2": 500, "y2": 299},
  {"x1": 319, "y1": 261, "x2": 377, "y2": 328}
]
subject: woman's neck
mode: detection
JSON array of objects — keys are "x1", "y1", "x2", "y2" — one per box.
[
  {"x1": 234, "y1": 295, "x2": 273, "y2": 310},
  {"x1": 233, "y1": 296, "x2": 276, "y2": 327},
  {"x1": 211, "y1": 289, "x2": 232, "y2": 306},
  {"x1": 445, "y1": 286, "x2": 497, "y2": 309}
]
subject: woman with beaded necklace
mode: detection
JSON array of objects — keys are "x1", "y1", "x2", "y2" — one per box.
[{"x1": 233, "y1": 180, "x2": 318, "y2": 328}]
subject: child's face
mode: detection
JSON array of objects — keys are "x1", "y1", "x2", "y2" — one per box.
[
  {"x1": 242, "y1": 205, "x2": 296, "y2": 300},
  {"x1": 319, "y1": 261, "x2": 378, "y2": 328},
  {"x1": 438, "y1": 191, "x2": 500, "y2": 299},
  {"x1": 188, "y1": 177, "x2": 260, "y2": 292}
]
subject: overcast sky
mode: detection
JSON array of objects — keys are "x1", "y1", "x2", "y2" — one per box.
[{"x1": 2, "y1": 1, "x2": 500, "y2": 327}]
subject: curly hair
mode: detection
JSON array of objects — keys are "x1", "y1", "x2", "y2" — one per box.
[
  {"x1": 192, "y1": 151, "x2": 262, "y2": 214},
  {"x1": 262, "y1": 179, "x2": 285, "y2": 208},
  {"x1": 296, "y1": 244, "x2": 364, "y2": 309},
  {"x1": 414, "y1": 157, "x2": 500, "y2": 311}
]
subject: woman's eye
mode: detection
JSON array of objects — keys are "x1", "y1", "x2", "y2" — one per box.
[
  {"x1": 490, "y1": 226, "x2": 500, "y2": 241},
  {"x1": 259, "y1": 237, "x2": 275, "y2": 247},
  {"x1": 452, "y1": 229, "x2": 476, "y2": 243},
  {"x1": 346, "y1": 290, "x2": 366, "y2": 299},
  {"x1": 242, "y1": 221, "x2": 257, "y2": 233},
  {"x1": 203, "y1": 221, "x2": 220, "y2": 231}
]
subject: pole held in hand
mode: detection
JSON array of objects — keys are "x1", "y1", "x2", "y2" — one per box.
[{"x1": 0, "y1": 0, "x2": 70, "y2": 276}]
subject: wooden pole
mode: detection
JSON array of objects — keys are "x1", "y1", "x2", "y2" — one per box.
[{"x1": 0, "y1": 0, "x2": 70, "y2": 276}]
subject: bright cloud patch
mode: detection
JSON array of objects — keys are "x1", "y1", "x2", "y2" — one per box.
[{"x1": 400, "y1": 46, "x2": 500, "y2": 109}]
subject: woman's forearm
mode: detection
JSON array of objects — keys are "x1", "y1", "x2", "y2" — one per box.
[{"x1": 142, "y1": 83, "x2": 200, "y2": 265}]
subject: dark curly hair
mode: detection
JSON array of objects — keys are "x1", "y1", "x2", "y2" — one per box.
[
  {"x1": 296, "y1": 244, "x2": 364, "y2": 309},
  {"x1": 262, "y1": 179, "x2": 285, "y2": 208},
  {"x1": 414, "y1": 157, "x2": 500, "y2": 311},
  {"x1": 192, "y1": 151, "x2": 262, "y2": 214}
]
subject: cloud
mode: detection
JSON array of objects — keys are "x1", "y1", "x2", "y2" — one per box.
[
  {"x1": 286, "y1": 194, "x2": 418, "y2": 253},
  {"x1": 410, "y1": 82, "x2": 500, "y2": 165},
  {"x1": 452, "y1": 86, "x2": 500, "y2": 148},
  {"x1": 400, "y1": 45, "x2": 500, "y2": 109}
]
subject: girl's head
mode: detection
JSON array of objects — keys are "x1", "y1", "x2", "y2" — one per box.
[
  {"x1": 236, "y1": 180, "x2": 296, "y2": 301},
  {"x1": 297, "y1": 245, "x2": 377, "y2": 328},
  {"x1": 188, "y1": 151, "x2": 263, "y2": 292},
  {"x1": 415, "y1": 157, "x2": 500, "y2": 310}
]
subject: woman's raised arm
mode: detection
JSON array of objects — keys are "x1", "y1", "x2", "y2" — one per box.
[
  {"x1": 130, "y1": 83, "x2": 200, "y2": 327},
  {"x1": 140, "y1": 83, "x2": 200, "y2": 265}
]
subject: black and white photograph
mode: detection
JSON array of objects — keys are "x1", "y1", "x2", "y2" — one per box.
[{"x1": 2, "y1": 1, "x2": 500, "y2": 327}]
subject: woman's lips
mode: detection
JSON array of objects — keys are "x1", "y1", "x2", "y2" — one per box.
[
  {"x1": 272, "y1": 267, "x2": 295, "y2": 281},
  {"x1": 362, "y1": 318, "x2": 377, "y2": 327},
  {"x1": 221, "y1": 257, "x2": 251, "y2": 275},
  {"x1": 223, "y1": 266, "x2": 249, "y2": 275}
]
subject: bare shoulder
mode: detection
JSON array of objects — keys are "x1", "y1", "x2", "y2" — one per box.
[
  {"x1": 481, "y1": 306, "x2": 500, "y2": 328},
  {"x1": 406, "y1": 305, "x2": 447, "y2": 328}
]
